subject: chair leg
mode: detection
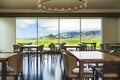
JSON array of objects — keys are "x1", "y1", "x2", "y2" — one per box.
[
  {"x1": 65, "y1": 75, "x2": 70, "y2": 80},
  {"x1": 21, "y1": 71, "x2": 24, "y2": 80},
  {"x1": 84, "y1": 78, "x2": 89, "y2": 80},
  {"x1": 92, "y1": 77, "x2": 94, "y2": 80},
  {"x1": 62, "y1": 72, "x2": 65, "y2": 80},
  {"x1": 14, "y1": 75, "x2": 18, "y2": 80}
]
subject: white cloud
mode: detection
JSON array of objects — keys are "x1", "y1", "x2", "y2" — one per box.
[
  {"x1": 38, "y1": 20, "x2": 58, "y2": 31},
  {"x1": 38, "y1": 19, "x2": 80, "y2": 32},
  {"x1": 81, "y1": 19, "x2": 101, "y2": 31},
  {"x1": 16, "y1": 19, "x2": 36, "y2": 29}
]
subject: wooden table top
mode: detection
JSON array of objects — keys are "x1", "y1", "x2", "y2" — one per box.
[
  {"x1": 110, "y1": 44, "x2": 120, "y2": 47},
  {"x1": 70, "y1": 51, "x2": 120, "y2": 62},
  {"x1": 64, "y1": 45, "x2": 81, "y2": 47},
  {"x1": 81, "y1": 42, "x2": 96, "y2": 44},
  {"x1": 21, "y1": 45, "x2": 40, "y2": 48}
]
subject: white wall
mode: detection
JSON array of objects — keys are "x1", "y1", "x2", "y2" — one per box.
[
  {"x1": 118, "y1": 18, "x2": 120, "y2": 42},
  {"x1": 0, "y1": 18, "x2": 16, "y2": 52},
  {"x1": 102, "y1": 18, "x2": 119, "y2": 43},
  {"x1": 0, "y1": 20, "x2": 1, "y2": 52}
]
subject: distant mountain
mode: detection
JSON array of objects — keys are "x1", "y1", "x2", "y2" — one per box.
[
  {"x1": 18, "y1": 30, "x2": 101, "y2": 39},
  {"x1": 60, "y1": 31, "x2": 80, "y2": 38},
  {"x1": 59, "y1": 30, "x2": 101, "y2": 38},
  {"x1": 81, "y1": 31, "x2": 101, "y2": 37}
]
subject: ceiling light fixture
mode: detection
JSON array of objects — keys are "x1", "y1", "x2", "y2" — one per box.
[{"x1": 37, "y1": 0, "x2": 88, "y2": 12}]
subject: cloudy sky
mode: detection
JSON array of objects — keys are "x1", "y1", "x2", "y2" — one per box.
[{"x1": 16, "y1": 18, "x2": 101, "y2": 39}]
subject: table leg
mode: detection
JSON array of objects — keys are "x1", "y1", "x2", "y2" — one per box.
[
  {"x1": 2, "y1": 60, "x2": 7, "y2": 80},
  {"x1": 28, "y1": 48, "x2": 30, "y2": 80},
  {"x1": 79, "y1": 61, "x2": 84, "y2": 80},
  {"x1": 36, "y1": 47, "x2": 38, "y2": 80}
]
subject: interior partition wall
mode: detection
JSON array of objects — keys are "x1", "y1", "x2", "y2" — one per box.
[
  {"x1": 102, "y1": 18, "x2": 118, "y2": 43},
  {"x1": 0, "y1": 18, "x2": 16, "y2": 52}
]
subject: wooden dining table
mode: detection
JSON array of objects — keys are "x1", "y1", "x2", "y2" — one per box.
[
  {"x1": 64, "y1": 45, "x2": 81, "y2": 51},
  {"x1": 0, "y1": 53, "x2": 17, "y2": 80},
  {"x1": 80, "y1": 42, "x2": 96, "y2": 51},
  {"x1": 69, "y1": 51, "x2": 120, "y2": 80},
  {"x1": 21, "y1": 45, "x2": 40, "y2": 53}
]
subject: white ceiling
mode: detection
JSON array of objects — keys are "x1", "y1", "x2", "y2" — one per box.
[{"x1": 0, "y1": 0, "x2": 120, "y2": 13}]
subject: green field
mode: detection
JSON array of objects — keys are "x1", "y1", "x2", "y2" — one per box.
[{"x1": 17, "y1": 37, "x2": 101, "y2": 48}]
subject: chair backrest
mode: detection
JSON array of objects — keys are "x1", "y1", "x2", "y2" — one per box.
[
  {"x1": 81, "y1": 42, "x2": 96, "y2": 51},
  {"x1": 80, "y1": 44, "x2": 87, "y2": 51},
  {"x1": 13, "y1": 44, "x2": 23, "y2": 53},
  {"x1": 38, "y1": 44, "x2": 44, "y2": 53},
  {"x1": 60, "y1": 42, "x2": 66, "y2": 50},
  {"x1": 8, "y1": 53, "x2": 23, "y2": 75},
  {"x1": 62, "y1": 51, "x2": 78, "y2": 77},
  {"x1": 13, "y1": 44, "x2": 20, "y2": 52},
  {"x1": 49, "y1": 43, "x2": 56, "y2": 51}
]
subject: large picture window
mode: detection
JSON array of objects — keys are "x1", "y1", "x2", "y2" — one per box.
[
  {"x1": 81, "y1": 18, "x2": 101, "y2": 48},
  {"x1": 16, "y1": 17, "x2": 101, "y2": 48},
  {"x1": 38, "y1": 18, "x2": 58, "y2": 48},
  {"x1": 16, "y1": 18, "x2": 37, "y2": 44},
  {"x1": 60, "y1": 18, "x2": 80, "y2": 45}
]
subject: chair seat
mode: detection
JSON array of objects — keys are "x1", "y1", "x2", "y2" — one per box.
[
  {"x1": 103, "y1": 73, "x2": 119, "y2": 77},
  {"x1": 96, "y1": 67, "x2": 119, "y2": 78},
  {"x1": 62, "y1": 51, "x2": 94, "y2": 79},
  {"x1": 72, "y1": 68, "x2": 93, "y2": 74},
  {"x1": 72, "y1": 68, "x2": 94, "y2": 77}
]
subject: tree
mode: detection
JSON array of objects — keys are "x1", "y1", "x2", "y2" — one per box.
[{"x1": 46, "y1": 34, "x2": 56, "y2": 38}]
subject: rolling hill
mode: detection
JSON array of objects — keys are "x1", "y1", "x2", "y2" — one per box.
[{"x1": 59, "y1": 30, "x2": 101, "y2": 38}]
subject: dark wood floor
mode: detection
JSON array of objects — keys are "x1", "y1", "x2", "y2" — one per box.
[{"x1": 22, "y1": 52, "x2": 64, "y2": 80}]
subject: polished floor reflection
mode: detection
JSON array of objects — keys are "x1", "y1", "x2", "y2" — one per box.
[{"x1": 23, "y1": 52, "x2": 64, "y2": 80}]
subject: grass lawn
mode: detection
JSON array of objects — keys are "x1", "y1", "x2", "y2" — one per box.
[{"x1": 17, "y1": 37, "x2": 101, "y2": 48}]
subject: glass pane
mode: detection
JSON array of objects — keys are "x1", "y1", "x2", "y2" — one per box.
[
  {"x1": 16, "y1": 18, "x2": 37, "y2": 44},
  {"x1": 38, "y1": 18, "x2": 58, "y2": 48},
  {"x1": 81, "y1": 18, "x2": 101, "y2": 48},
  {"x1": 60, "y1": 18, "x2": 80, "y2": 45}
]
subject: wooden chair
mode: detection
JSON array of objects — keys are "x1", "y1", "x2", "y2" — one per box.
[
  {"x1": 38, "y1": 44, "x2": 44, "y2": 53},
  {"x1": 60, "y1": 42, "x2": 66, "y2": 51},
  {"x1": 0, "y1": 53, "x2": 24, "y2": 80},
  {"x1": 49, "y1": 43, "x2": 56, "y2": 52},
  {"x1": 89, "y1": 51, "x2": 120, "y2": 80},
  {"x1": 30, "y1": 44, "x2": 45, "y2": 61},
  {"x1": 90, "y1": 63, "x2": 120, "y2": 80},
  {"x1": 38, "y1": 44, "x2": 45, "y2": 61},
  {"x1": 48, "y1": 43, "x2": 57, "y2": 61},
  {"x1": 62, "y1": 51, "x2": 94, "y2": 80},
  {"x1": 13, "y1": 44, "x2": 22, "y2": 53},
  {"x1": 31, "y1": 44, "x2": 44, "y2": 53}
]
